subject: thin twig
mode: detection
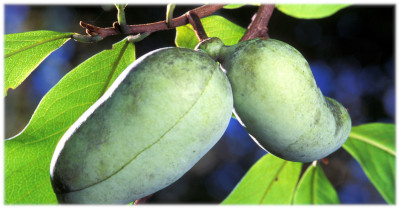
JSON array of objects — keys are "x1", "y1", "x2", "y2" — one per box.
[
  {"x1": 240, "y1": 4, "x2": 275, "y2": 41},
  {"x1": 166, "y1": 3, "x2": 176, "y2": 28},
  {"x1": 115, "y1": 4, "x2": 129, "y2": 33},
  {"x1": 76, "y1": 4, "x2": 224, "y2": 42}
]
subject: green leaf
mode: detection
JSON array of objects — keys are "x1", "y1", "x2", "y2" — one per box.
[
  {"x1": 175, "y1": 15, "x2": 246, "y2": 49},
  {"x1": 223, "y1": 4, "x2": 260, "y2": 9},
  {"x1": 4, "y1": 30, "x2": 74, "y2": 96},
  {"x1": 222, "y1": 154, "x2": 302, "y2": 204},
  {"x1": 292, "y1": 162, "x2": 339, "y2": 204},
  {"x1": 275, "y1": 4, "x2": 350, "y2": 19},
  {"x1": 342, "y1": 123, "x2": 395, "y2": 204},
  {"x1": 223, "y1": 4, "x2": 246, "y2": 9},
  {"x1": 5, "y1": 37, "x2": 135, "y2": 204}
]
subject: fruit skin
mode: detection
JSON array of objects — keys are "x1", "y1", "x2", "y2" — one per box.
[
  {"x1": 50, "y1": 47, "x2": 233, "y2": 204},
  {"x1": 196, "y1": 38, "x2": 351, "y2": 162}
]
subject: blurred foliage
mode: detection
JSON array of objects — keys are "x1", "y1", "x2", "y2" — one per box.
[{"x1": 276, "y1": 4, "x2": 350, "y2": 19}]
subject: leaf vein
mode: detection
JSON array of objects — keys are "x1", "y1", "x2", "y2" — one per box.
[
  {"x1": 4, "y1": 34, "x2": 71, "y2": 58},
  {"x1": 349, "y1": 132, "x2": 395, "y2": 156},
  {"x1": 5, "y1": 34, "x2": 72, "y2": 58},
  {"x1": 259, "y1": 161, "x2": 288, "y2": 204}
]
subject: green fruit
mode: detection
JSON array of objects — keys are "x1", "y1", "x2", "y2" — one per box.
[
  {"x1": 50, "y1": 47, "x2": 233, "y2": 204},
  {"x1": 196, "y1": 37, "x2": 351, "y2": 162}
]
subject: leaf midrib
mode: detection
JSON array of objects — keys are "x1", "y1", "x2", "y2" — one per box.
[
  {"x1": 99, "y1": 40, "x2": 131, "y2": 96},
  {"x1": 259, "y1": 161, "x2": 288, "y2": 204},
  {"x1": 349, "y1": 132, "x2": 395, "y2": 156},
  {"x1": 5, "y1": 34, "x2": 72, "y2": 58},
  {"x1": 311, "y1": 165, "x2": 317, "y2": 204}
]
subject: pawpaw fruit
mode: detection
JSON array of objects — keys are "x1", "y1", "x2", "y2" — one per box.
[
  {"x1": 50, "y1": 47, "x2": 233, "y2": 203},
  {"x1": 196, "y1": 37, "x2": 351, "y2": 162}
]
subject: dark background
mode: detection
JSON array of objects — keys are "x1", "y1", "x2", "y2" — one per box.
[{"x1": 5, "y1": 4, "x2": 394, "y2": 204}]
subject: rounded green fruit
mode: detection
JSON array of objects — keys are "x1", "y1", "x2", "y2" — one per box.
[
  {"x1": 50, "y1": 47, "x2": 233, "y2": 204},
  {"x1": 196, "y1": 37, "x2": 351, "y2": 162}
]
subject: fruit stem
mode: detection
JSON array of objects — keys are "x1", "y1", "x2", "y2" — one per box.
[
  {"x1": 186, "y1": 10, "x2": 208, "y2": 41},
  {"x1": 240, "y1": 4, "x2": 275, "y2": 41}
]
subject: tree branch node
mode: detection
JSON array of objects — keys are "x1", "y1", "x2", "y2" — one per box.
[{"x1": 75, "y1": 4, "x2": 225, "y2": 43}]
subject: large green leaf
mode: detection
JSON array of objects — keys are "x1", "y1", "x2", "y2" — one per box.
[
  {"x1": 342, "y1": 123, "x2": 395, "y2": 204},
  {"x1": 276, "y1": 4, "x2": 350, "y2": 19},
  {"x1": 175, "y1": 15, "x2": 246, "y2": 49},
  {"x1": 222, "y1": 154, "x2": 302, "y2": 204},
  {"x1": 292, "y1": 162, "x2": 339, "y2": 204},
  {"x1": 5, "y1": 37, "x2": 135, "y2": 204},
  {"x1": 4, "y1": 30, "x2": 73, "y2": 96}
]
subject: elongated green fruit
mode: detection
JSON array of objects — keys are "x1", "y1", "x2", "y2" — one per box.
[
  {"x1": 50, "y1": 47, "x2": 233, "y2": 204},
  {"x1": 196, "y1": 37, "x2": 351, "y2": 162}
]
